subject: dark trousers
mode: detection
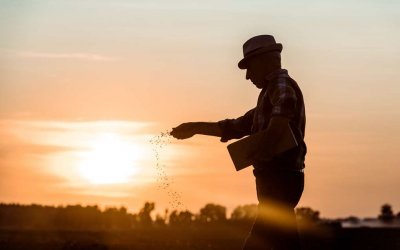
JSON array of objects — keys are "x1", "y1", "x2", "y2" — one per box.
[{"x1": 243, "y1": 168, "x2": 304, "y2": 250}]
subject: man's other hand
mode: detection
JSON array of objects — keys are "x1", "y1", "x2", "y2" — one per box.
[{"x1": 171, "y1": 122, "x2": 197, "y2": 139}]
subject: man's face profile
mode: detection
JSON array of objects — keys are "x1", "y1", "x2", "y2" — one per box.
[
  {"x1": 245, "y1": 56, "x2": 267, "y2": 89},
  {"x1": 244, "y1": 51, "x2": 281, "y2": 89}
]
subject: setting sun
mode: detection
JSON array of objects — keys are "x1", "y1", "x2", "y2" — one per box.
[{"x1": 78, "y1": 133, "x2": 142, "y2": 184}]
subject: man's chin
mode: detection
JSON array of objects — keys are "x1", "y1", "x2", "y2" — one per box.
[{"x1": 254, "y1": 83, "x2": 263, "y2": 89}]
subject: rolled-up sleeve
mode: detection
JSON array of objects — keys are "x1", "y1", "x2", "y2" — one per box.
[
  {"x1": 268, "y1": 79, "x2": 297, "y2": 118},
  {"x1": 217, "y1": 108, "x2": 255, "y2": 142}
]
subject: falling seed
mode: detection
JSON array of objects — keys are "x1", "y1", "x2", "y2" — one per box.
[{"x1": 150, "y1": 130, "x2": 185, "y2": 210}]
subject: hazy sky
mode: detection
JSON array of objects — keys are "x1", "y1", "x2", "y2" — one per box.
[{"x1": 1, "y1": 0, "x2": 399, "y2": 218}]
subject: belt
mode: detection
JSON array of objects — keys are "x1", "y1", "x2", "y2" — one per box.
[{"x1": 253, "y1": 165, "x2": 305, "y2": 175}]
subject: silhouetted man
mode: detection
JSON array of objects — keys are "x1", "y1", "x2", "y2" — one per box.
[{"x1": 171, "y1": 35, "x2": 306, "y2": 250}]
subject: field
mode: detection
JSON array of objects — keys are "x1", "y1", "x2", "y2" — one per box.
[{"x1": 1, "y1": 226, "x2": 400, "y2": 250}]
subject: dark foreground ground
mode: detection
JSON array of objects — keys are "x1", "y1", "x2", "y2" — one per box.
[{"x1": 1, "y1": 225, "x2": 400, "y2": 250}]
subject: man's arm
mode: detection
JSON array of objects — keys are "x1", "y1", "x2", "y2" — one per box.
[
  {"x1": 171, "y1": 108, "x2": 255, "y2": 141},
  {"x1": 247, "y1": 116, "x2": 290, "y2": 160},
  {"x1": 170, "y1": 122, "x2": 222, "y2": 140}
]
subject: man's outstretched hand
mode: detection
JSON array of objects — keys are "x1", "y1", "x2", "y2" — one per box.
[{"x1": 170, "y1": 122, "x2": 198, "y2": 139}]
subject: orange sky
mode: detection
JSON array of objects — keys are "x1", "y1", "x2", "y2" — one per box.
[{"x1": 1, "y1": 0, "x2": 399, "y2": 218}]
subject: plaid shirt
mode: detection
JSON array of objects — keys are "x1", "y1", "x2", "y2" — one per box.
[{"x1": 218, "y1": 69, "x2": 306, "y2": 171}]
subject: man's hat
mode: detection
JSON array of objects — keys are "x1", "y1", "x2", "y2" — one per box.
[{"x1": 238, "y1": 35, "x2": 282, "y2": 69}]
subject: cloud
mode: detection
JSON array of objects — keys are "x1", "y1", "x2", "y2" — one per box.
[
  {"x1": 17, "y1": 51, "x2": 117, "y2": 62},
  {"x1": 0, "y1": 119, "x2": 154, "y2": 157},
  {"x1": 0, "y1": 143, "x2": 74, "y2": 158}
]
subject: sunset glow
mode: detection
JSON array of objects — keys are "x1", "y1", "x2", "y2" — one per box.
[
  {"x1": 78, "y1": 133, "x2": 142, "y2": 184},
  {"x1": 1, "y1": 0, "x2": 399, "y2": 218}
]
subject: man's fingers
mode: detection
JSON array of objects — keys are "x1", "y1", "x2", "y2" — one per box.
[
  {"x1": 170, "y1": 131, "x2": 182, "y2": 139},
  {"x1": 171, "y1": 131, "x2": 193, "y2": 140},
  {"x1": 170, "y1": 123, "x2": 196, "y2": 139},
  {"x1": 170, "y1": 130, "x2": 189, "y2": 139}
]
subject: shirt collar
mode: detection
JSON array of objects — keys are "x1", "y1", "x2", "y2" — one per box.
[{"x1": 264, "y1": 68, "x2": 289, "y2": 82}]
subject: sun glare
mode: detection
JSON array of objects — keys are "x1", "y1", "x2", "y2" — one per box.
[{"x1": 78, "y1": 133, "x2": 141, "y2": 184}]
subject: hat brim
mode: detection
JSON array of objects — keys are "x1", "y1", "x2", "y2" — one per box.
[{"x1": 238, "y1": 43, "x2": 282, "y2": 69}]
